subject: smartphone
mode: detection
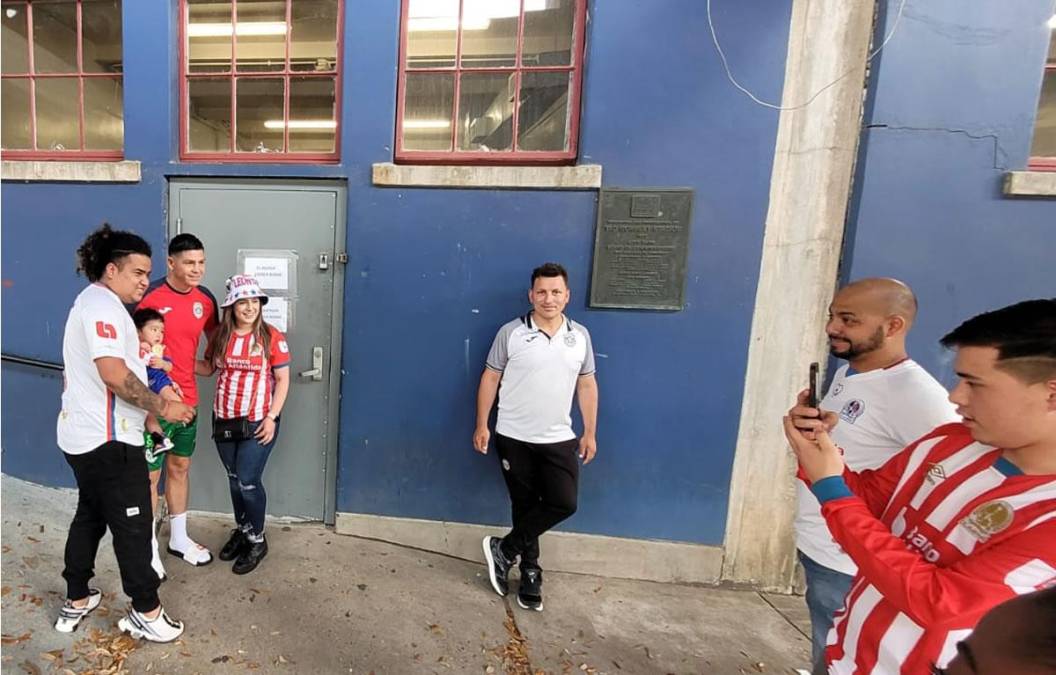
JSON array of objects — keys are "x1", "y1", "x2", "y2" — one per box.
[{"x1": 808, "y1": 362, "x2": 820, "y2": 409}]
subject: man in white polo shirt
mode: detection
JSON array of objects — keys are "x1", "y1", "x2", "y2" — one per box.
[
  {"x1": 792, "y1": 278, "x2": 958, "y2": 674},
  {"x1": 55, "y1": 224, "x2": 193, "y2": 643},
  {"x1": 474, "y1": 262, "x2": 599, "y2": 612}
]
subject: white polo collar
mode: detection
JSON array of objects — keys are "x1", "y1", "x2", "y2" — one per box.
[{"x1": 522, "y1": 312, "x2": 572, "y2": 338}]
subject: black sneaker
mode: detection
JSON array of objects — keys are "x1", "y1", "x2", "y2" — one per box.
[
  {"x1": 517, "y1": 568, "x2": 543, "y2": 612},
  {"x1": 482, "y1": 536, "x2": 512, "y2": 597},
  {"x1": 232, "y1": 536, "x2": 268, "y2": 575},
  {"x1": 219, "y1": 528, "x2": 248, "y2": 562}
]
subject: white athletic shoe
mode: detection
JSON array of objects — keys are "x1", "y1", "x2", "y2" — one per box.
[
  {"x1": 55, "y1": 588, "x2": 102, "y2": 633},
  {"x1": 118, "y1": 607, "x2": 185, "y2": 643}
]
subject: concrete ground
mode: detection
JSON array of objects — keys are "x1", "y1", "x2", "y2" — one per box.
[{"x1": 1, "y1": 475, "x2": 811, "y2": 674}]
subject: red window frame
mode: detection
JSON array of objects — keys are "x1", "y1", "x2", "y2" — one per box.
[
  {"x1": 1028, "y1": 35, "x2": 1056, "y2": 171},
  {"x1": 395, "y1": 0, "x2": 588, "y2": 165},
  {"x1": 178, "y1": 0, "x2": 344, "y2": 164},
  {"x1": 1, "y1": 0, "x2": 124, "y2": 161}
]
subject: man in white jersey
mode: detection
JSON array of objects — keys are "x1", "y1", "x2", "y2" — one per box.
[
  {"x1": 794, "y1": 278, "x2": 958, "y2": 673},
  {"x1": 474, "y1": 263, "x2": 599, "y2": 612},
  {"x1": 55, "y1": 224, "x2": 194, "y2": 643}
]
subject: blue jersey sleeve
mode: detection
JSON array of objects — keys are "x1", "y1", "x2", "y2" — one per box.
[{"x1": 147, "y1": 366, "x2": 174, "y2": 395}]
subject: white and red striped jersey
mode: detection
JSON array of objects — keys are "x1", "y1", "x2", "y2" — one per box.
[
  {"x1": 213, "y1": 325, "x2": 290, "y2": 422},
  {"x1": 809, "y1": 422, "x2": 1056, "y2": 674}
]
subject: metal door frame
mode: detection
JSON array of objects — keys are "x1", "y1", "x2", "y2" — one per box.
[{"x1": 167, "y1": 178, "x2": 346, "y2": 525}]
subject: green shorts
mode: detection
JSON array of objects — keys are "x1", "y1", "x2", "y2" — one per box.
[
  {"x1": 145, "y1": 415, "x2": 198, "y2": 472},
  {"x1": 162, "y1": 415, "x2": 198, "y2": 456}
]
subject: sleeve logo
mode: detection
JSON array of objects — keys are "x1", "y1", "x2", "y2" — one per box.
[
  {"x1": 278, "y1": 340, "x2": 289, "y2": 354},
  {"x1": 95, "y1": 321, "x2": 118, "y2": 339}
]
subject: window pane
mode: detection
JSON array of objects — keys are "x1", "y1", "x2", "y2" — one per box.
[
  {"x1": 188, "y1": 0, "x2": 233, "y2": 73},
  {"x1": 234, "y1": 0, "x2": 286, "y2": 73},
  {"x1": 1, "y1": 78, "x2": 32, "y2": 148},
  {"x1": 405, "y1": 0, "x2": 456, "y2": 69},
  {"x1": 33, "y1": 1, "x2": 78, "y2": 73},
  {"x1": 2, "y1": 2, "x2": 29, "y2": 73},
  {"x1": 35, "y1": 76, "x2": 80, "y2": 149},
  {"x1": 188, "y1": 78, "x2": 231, "y2": 151},
  {"x1": 402, "y1": 72, "x2": 453, "y2": 150},
  {"x1": 236, "y1": 77, "x2": 283, "y2": 152},
  {"x1": 517, "y1": 70, "x2": 569, "y2": 151},
  {"x1": 522, "y1": 0, "x2": 575, "y2": 67},
  {"x1": 84, "y1": 75, "x2": 122, "y2": 149},
  {"x1": 291, "y1": 0, "x2": 337, "y2": 72},
  {"x1": 457, "y1": 73, "x2": 512, "y2": 151},
  {"x1": 288, "y1": 76, "x2": 336, "y2": 152},
  {"x1": 1031, "y1": 70, "x2": 1056, "y2": 158},
  {"x1": 460, "y1": 0, "x2": 517, "y2": 68},
  {"x1": 82, "y1": 0, "x2": 122, "y2": 74}
]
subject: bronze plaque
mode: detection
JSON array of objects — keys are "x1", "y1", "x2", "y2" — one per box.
[{"x1": 589, "y1": 188, "x2": 693, "y2": 310}]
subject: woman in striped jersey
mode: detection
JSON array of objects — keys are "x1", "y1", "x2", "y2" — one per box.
[{"x1": 198, "y1": 275, "x2": 291, "y2": 575}]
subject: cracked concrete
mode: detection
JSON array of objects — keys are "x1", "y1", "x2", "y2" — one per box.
[
  {"x1": 2, "y1": 475, "x2": 811, "y2": 673},
  {"x1": 863, "y1": 123, "x2": 1009, "y2": 170}
]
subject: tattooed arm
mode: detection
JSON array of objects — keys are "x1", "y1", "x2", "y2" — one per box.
[{"x1": 95, "y1": 357, "x2": 195, "y2": 423}]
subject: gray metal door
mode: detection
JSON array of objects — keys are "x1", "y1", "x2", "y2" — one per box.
[{"x1": 168, "y1": 179, "x2": 345, "y2": 524}]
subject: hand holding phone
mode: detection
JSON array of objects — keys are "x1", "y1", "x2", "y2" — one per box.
[{"x1": 807, "y1": 361, "x2": 819, "y2": 409}]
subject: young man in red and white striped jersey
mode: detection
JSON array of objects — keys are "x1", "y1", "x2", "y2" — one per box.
[{"x1": 786, "y1": 298, "x2": 1056, "y2": 674}]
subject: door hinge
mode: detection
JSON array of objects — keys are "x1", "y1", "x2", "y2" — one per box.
[{"x1": 335, "y1": 253, "x2": 348, "y2": 264}]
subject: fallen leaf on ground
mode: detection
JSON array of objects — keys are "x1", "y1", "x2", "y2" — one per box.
[{"x1": 1, "y1": 632, "x2": 33, "y2": 645}]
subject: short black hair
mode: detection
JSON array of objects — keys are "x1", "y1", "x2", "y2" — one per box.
[
  {"x1": 531, "y1": 262, "x2": 568, "y2": 287},
  {"x1": 997, "y1": 587, "x2": 1056, "y2": 670},
  {"x1": 132, "y1": 307, "x2": 165, "y2": 330},
  {"x1": 75, "y1": 223, "x2": 152, "y2": 283},
  {"x1": 169, "y1": 233, "x2": 204, "y2": 256},
  {"x1": 940, "y1": 298, "x2": 1056, "y2": 383}
]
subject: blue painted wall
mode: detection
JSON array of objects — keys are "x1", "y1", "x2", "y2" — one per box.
[
  {"x1": 845, "y1": 0, "x2": 1056, "y2": 387},
  {"x1": 2, "y1": 1, "x2": 793, "y2": 545}
]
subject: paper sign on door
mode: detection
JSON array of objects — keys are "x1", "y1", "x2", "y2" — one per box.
[
  {"x1": 243, "y1": 257, "x2": 290, "y2": 290},
  {"x1": 262, "y1": 297, "x2": 289, "y2": 332}
]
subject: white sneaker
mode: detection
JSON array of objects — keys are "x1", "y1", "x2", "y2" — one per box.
[
  {"x1": 118, "y1": 607, "x2": 185, "y2": 643},
  {"x1": 55, "y1": 588, "x2": 102, "y2": 633}
]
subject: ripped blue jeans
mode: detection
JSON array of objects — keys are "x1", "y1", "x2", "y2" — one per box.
[{"x1": 214, "y1": 420, "x2": 279, "y2": 536}]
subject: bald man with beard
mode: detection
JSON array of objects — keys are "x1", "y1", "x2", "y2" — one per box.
[{"x1": 792, "y1": 278, "x2": 960, "y2": 674}]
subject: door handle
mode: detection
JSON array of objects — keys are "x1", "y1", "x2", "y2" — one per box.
[{"x1": 299, "y1": 346, "x2": 324, "y2": 381}]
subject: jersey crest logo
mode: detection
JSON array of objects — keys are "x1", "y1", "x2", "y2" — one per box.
[
  {"x1": 278, "y1": 340, "x2": 289, "y2": 354},
  {"x1": 961, "y1": 500, "x2": 1014, "y2": 542},
  {"x1": 839, "y1": 399, "x2": 865, "y2": 423},
  {"x1": 95, "y1": 321, "x2": 117, "y2": 339},
  {"x1": 251, "y1": 343, "x2": 264, "y2": 356},
  {"x1": 564, "y1": 333, "x2": 577, "y2": 347},
  {"x1": 192, "y1": 301, "x2": 204, "y2": 319},
  {"x1": 924, "y1": 463, "x2": 947, "y2": 485}
]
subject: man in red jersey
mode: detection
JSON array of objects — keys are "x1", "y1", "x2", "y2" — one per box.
[
  {"x1": 787, "y1": 298, "x2": 1056, "y2": 674},
  {"x1": 136, "y1": 234, "x2": 218, "y2": 567}
]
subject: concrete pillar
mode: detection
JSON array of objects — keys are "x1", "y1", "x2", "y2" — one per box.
[{"x1": 721, "y1": 0, "x2": 878, "y2": 591}]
